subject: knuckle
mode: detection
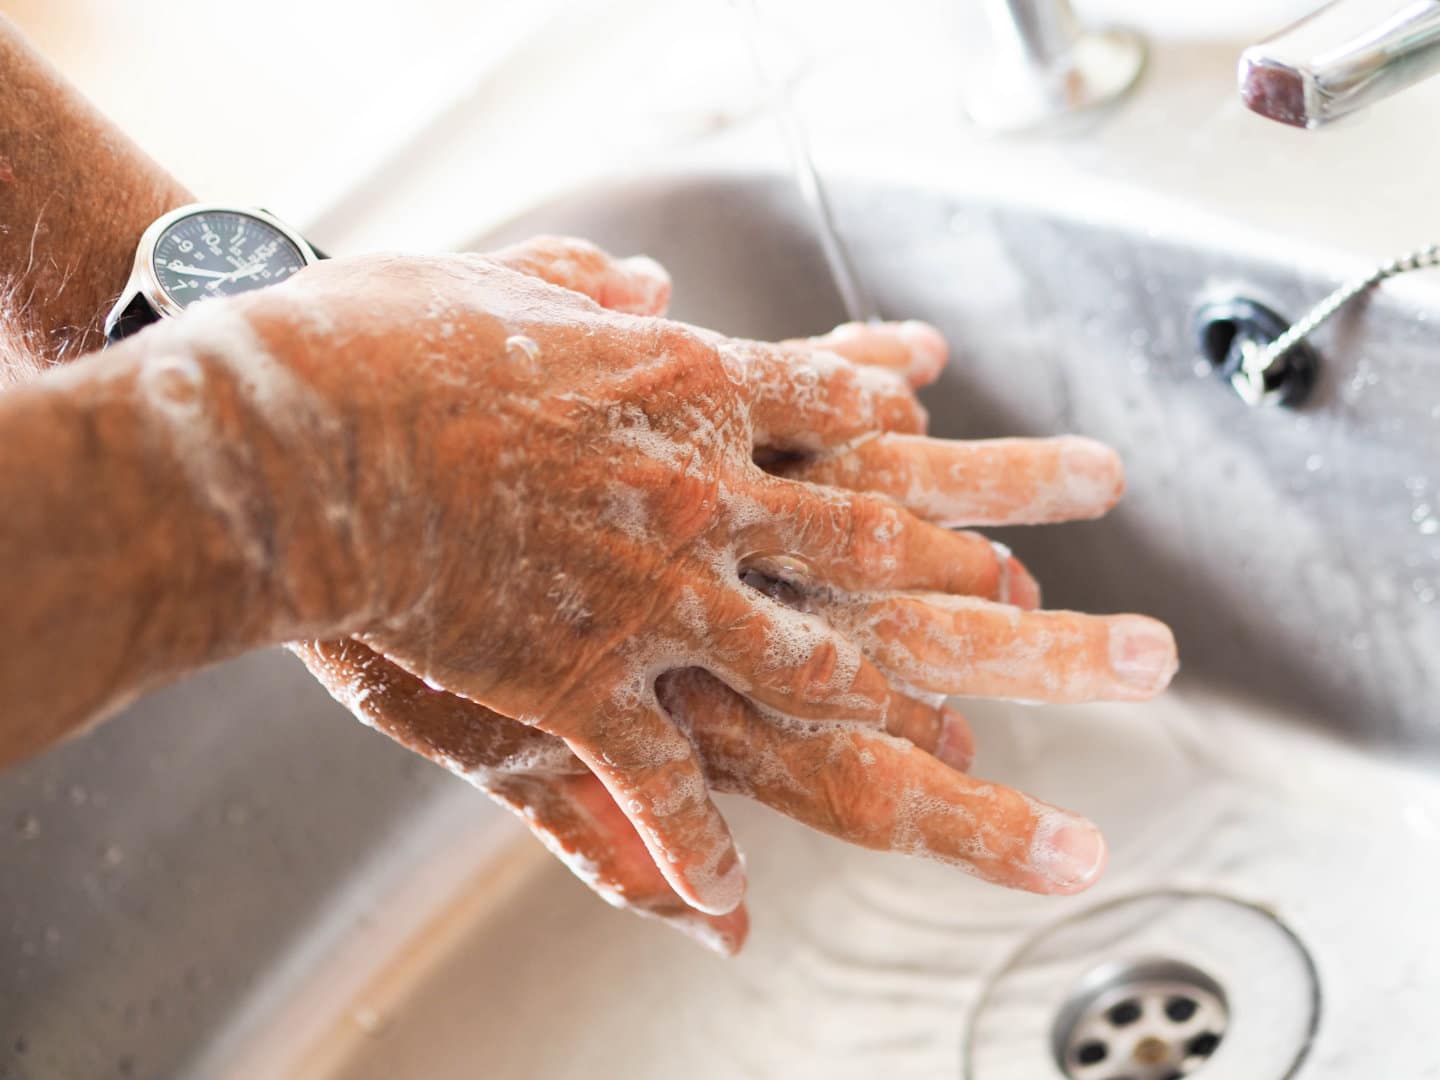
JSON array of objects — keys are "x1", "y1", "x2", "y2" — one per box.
[
  {"x1": 793, "y1": 636, "x2": 842, "y2": 702},
  {"x1": 812, "y1": 736, "x2": 892, "y2": 842},
  {"x1": 845, "y1": 495, "x2": 905, "y2": 582}
]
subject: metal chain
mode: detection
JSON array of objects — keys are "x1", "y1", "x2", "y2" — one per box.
[{"x1": 1233, "y1": 241, "x2": 1440, "y2": 404}]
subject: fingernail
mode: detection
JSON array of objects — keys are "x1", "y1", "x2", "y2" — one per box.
[
  {"x1": 617, "y1": 255, "x2": 672, "y2": 314},
  {"x1": 817, "y1": 321, "x2": 865, "y2": 346},
  {"x1": 1108, "y1": 616, "x2": 1179, "y2": 696},
  {"x1": 687, "y1": 846, "x2": 747, "y2": 917},
  {"x1": 1008, "y1": 557, "x2": 1041, "y2": 609},
  {"x1": 1037, "y1": 819, "x2": 1107, "y2": 890},
  {"x1": 936, "y1": 706, "x2": 975, "y2": 771},
  {"x1": 896, "y1": 320, "x2": 948, "y2": 382},
  {"x1": 1058, "y1": 437, "x2": 1125, "y2": 514},
  {"x1": 676, "y1": 914, "x2": 744, "y2": 957},
  {"x1": 991, "y1": 542, "x2": 1042, "y2": 609}
]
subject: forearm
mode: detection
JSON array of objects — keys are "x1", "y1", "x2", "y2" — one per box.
[
  {"x1": 0, "y1": 15, "x2": 190, "y2": 367},
  {"x1": 0, "y1": 306, "x2": 368, "y2": 767}
]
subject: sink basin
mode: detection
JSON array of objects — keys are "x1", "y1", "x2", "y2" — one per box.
[
  {"x1": 269, "y1": 171, "x2": 1437, "y2": 1079},
  {"x1": 6, "y1": 104, "x2": 1440, "y2": 1080}
]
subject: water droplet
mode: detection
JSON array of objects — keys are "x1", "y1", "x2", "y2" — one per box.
[
  {"x1": 15, "y1": 813, "x2": 39, "y2": 840},
  {"x1": 504, "y1": 334, "x2": 540, "y2": 370},
  {"x1": 1413, "y1": 578, "x2": 1437, "y2": 604},
  {"x1": 353, "y1": 1006, "x2": 383, "y2": 1036},
  {"x1": 101, "y1": 844, "x2": 123, "y2": 867},
  {"x1": 1422, "y1": 518, "x2": 1440, "y2": 536},
  {"x1": 1192, "y1": 358, "x2": 1212, "y2": 378},
  {"x1": 68, "y1": 785, "x2": 87, "y2": 806},
  {"x1": 1305, "y1": 454, "x2": 1324, "y2": 472},
  {"x1": 1413, "y1": 503, "x2": 1434, "y2": 523}
]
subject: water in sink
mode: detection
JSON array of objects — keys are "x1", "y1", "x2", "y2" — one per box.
[{"x1": 223, "y1": 687, "x2": 1440, "y2": 1078}]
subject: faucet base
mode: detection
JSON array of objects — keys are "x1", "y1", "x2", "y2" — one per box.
[{"x1": 963, "y1": 27, "x2": 1146, "y2": 133}]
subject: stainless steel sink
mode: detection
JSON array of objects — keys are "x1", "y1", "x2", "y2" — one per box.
[{"x1": 6, "y1": 45, "x2": 1440, "y2": 1080}]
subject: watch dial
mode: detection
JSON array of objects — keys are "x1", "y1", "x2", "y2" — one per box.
[{"x1": 151, "y1": 210, "x2": 307, "y2": 310}]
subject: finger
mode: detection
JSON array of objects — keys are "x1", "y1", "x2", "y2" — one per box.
[
  {"x1": 776, "y1": 433, "x2": 1124, "y2": 527},
  {"x1": 818, "y1": 594, "x2": 1179, "y2": 703},
  {"x1": 885, "y1": 697, "x2": 974, "y2": 772},
  {"x1": 934, "y1": 702, "x2": 976, "y2": 772},
  {"x1": 687, "y1": 583, "x2": 972, "y2": 770},
  {"x1": 781, "y1": 320, "x2": 948, "y2": 387},
  {"x1": 559, "y1": 694, "x2": 746, "y2": 917},
  {"x1": 291, "y1": 638, "x2": 585, "y2": 777},
  {"x1": 489, "y1": 234, "x2": 672, "y2": 316},
  {"x1": 660, "y1": 670, "x2": 1107, "y2": 895},
  {"x1": 498, "y1": 769, "x2": 749, "y2": 956},
  {"x1": 292, "y1": 640, "x2": 747, "y2": 952},
  {"x1": 688, "y1": 582, "x2": 919, "y2": 722},
  {"x1": 739, "y1": 478, "x2": 1042, "y2": 607},
  {"x1": 728, "y1": 339, "x2": 927, "y2": 452}
]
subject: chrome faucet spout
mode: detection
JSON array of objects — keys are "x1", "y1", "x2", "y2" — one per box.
[{"x1": 1239, "y1": 0, "x2": 1440, "y2": 128}]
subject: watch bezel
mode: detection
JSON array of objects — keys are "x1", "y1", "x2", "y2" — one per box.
[{"x1": 130, "y1": 203, "x2": 320, "y2": 320}]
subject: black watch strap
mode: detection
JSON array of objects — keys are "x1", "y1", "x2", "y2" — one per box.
[{"x1": 106, "y1": 292, "x2": 161, "y2": 344}]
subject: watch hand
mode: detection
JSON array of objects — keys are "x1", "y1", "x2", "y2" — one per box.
[
  {"x1": 167, "y1": 264, "x2": 230, "y2": 280},
  {"x1": 205, "y1": 262, "x2": 266, "y2": 290}
]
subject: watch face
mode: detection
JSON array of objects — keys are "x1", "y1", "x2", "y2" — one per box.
[{"x1": 151, "y1": 210, "x2": 307, "y2": 310}]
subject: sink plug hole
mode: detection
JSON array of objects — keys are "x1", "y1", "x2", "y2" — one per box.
[
  {"x1": 1106, "y1": 1000, "x2": 1143, "y2": 1027},
  {"x1": 1053, "y1": 958, "x2": 1229, "y2": 1079},
  {"x1": 1191, "y1": 297, "x2": 1318, "y2": 408},
  {"x1": 1164, "y1": 997, "x2": 1197, "y2": 1023},
  {"x1": 1187, "y1": 1032, "x2": 1222, "y2": 1058}
]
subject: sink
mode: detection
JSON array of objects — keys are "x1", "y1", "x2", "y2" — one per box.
[
  {"x1": 263, "y1": 172, "x2": 1436, "y2": 1079},
  {"x1": 6, "y1": 61, "x2": 1440, "y2": 1080}
]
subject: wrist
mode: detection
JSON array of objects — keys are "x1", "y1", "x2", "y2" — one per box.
[{"x1": 103, "y1": 303, "x2": 377, "y2": 646}]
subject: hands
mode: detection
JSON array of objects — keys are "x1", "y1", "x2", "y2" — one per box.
[
  {"x1": 0, "y1": 15, "x2": 1173, "y2": 956},
  {"x1": 255, "y1": 236, "x2": 1177, "y2": 950}
]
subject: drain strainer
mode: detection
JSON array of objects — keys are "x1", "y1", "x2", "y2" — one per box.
[
  {"x1": 963, "y1": 890, "x2": 1320, "y2": 1079},
  {"x1": 1053, "y1": 957, "x2": 1228, "y2": 1079}
]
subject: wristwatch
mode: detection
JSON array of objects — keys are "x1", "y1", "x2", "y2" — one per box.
[{"x1": 104, "y1": 203, "x2": 325, "y2": 344}]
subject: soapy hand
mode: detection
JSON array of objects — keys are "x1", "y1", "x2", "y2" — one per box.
[{"x1": 271, "y1": 237, "x2": 1176, "y2": 945}]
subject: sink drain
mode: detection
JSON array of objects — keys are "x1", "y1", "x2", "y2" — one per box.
[
  {"x1": 1053, "y1": 958, "x2": 1228, "y2": 1080},
  {"x1": 963, "y1": 890, "x2": 1320, "y2": 1079}
]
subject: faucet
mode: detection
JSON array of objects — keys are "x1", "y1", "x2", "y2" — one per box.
[
  {"x1": 961, "y1": 0, "x2": 1146, "y2": 131},
  {"x1": 1239, "y1": 0, "x2": 1440, "y2": 128}
]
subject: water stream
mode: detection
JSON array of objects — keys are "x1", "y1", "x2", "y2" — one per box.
[{"x1": 734, "y1": 0, "x2": 878, "y2": 324}]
